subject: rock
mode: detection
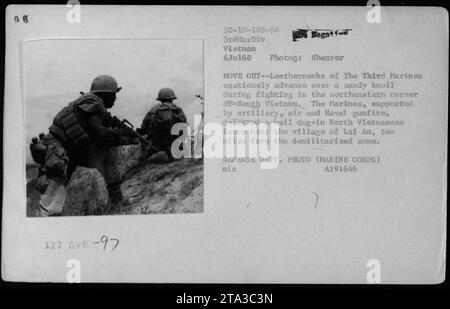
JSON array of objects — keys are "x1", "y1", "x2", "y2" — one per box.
[
  {"x1": 26, "y1": 179, "x2": 41, "y2": 217},
  {"x1": 119, "y1": 159, "x2": 203, "y2": 215},
  {"x1": 26, "y1": 144, "x2": 204, "y2": 216},
  {"x1": 62, "y1": 166, "x2": 109, "y2": 216},
  {"x1": 147, "y1": 151, "x2": 170, "y2": 163},
  {"x1": 177, "y1": 185, "x2": 203, "y2": 213}
]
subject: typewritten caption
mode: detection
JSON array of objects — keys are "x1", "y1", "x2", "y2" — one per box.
[{"x1": 221, "y1": 25, "x2": 422, "y2": 174}]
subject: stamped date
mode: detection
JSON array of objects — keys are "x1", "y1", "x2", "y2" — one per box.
[{"x1": 224, "y1": 26, "x2": 279, "y2": 34}]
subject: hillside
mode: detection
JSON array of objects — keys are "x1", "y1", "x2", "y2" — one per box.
[{"x1": 26, "y1": 145, "x2": 203, "y2": 216}]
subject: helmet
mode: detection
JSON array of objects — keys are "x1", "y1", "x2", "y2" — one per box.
[
  {"x1": 32, "y1": 137, "x2": 38, "y2": 143},
  {"x1": 90, "y1": 75, "x2": 122, "y2": 93},
  {"x1": 157, "y1": 88, "x2": 177, "y2": 101},
  {"x1": 39, "y1": 133, "x2": 45, "y2": 139}
]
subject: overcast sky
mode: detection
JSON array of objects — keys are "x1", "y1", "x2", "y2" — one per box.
[{"x1": 24, "y1": 39, "x2": 203, "y2": 163}]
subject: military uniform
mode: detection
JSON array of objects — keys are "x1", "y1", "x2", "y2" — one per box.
[
  {"x1": 37, "y1": 75, "x2": 135, "y2": 216},
  {"x1": 138, "y1": 88, "x2": 187, "y2": 159}
]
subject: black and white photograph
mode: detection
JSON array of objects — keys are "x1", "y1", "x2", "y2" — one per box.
[{"x1": 24, "y1": 39, "x2": 204, "y2": 216}]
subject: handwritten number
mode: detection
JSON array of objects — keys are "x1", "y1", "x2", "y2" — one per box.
[
  {"x1": 97, "y1": 235, "x2": 119, "y2": 252},
  {"x1": 100, "y1": 235, "x2": 109, "y2": 251},
  {"x1": 14, "y1": 15, "x2": 29, "y2": 23},
  {"x1": 110, "y1": 239, "x2": 119, "y2": 251}
]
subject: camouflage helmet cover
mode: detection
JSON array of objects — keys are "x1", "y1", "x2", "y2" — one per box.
[
  {"x1": 157, "y1": 88, "x2": 177, "y2": 101},
  {"x1": 90, "y1": 75, "x2": 122, "y2": 93}
]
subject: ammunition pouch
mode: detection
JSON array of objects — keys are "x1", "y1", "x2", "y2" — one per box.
[
  {"x1": 49, "y1": 124, "x2": 68, "y2": 144},
  {"x1": 59, "y1": 112, "x2": 90, "y2": 149}
]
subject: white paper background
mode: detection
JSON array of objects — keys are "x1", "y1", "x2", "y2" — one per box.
[{"x1": 2, "y1": 5, "x2": 448, "y2": 283}]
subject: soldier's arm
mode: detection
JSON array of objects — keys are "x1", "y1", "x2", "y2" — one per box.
[
  {"x1": 101, "y1": 111, "x2": 114, "y2": 127},
  {"x1": 87, "y1": 114, "x2": 124, "y2": 145}
]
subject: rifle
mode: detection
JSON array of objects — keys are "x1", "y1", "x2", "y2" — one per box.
[{"x1": 112, "y1": 116, "x2": 150, "y2": 147}]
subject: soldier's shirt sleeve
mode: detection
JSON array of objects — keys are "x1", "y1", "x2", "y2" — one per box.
[
  {"x1": 87, "y1": 114, "x2": 121, "y2": 145},
  {"x1": 77, "y1": 96, "x2": 105, "y2": 114},
  {"x1": 76, "y1": 95, "x2": 117, "y2": 129},
  {"x1": 100, "y1": 111, "x2": 117, "y2": 128}
]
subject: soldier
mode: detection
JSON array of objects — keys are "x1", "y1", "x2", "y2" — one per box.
[
  {"x1": 36, "y1": 74, "x2": 138, "y2": 216},
  {"x1": 137, "y1": 88, "x2": 187, "y2": 160}
]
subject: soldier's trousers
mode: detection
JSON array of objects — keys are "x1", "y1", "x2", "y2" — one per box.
[
  {"x1": 73, "y1": 143, "x2": 109, "y2": 179},
  {"x1": 71, "y1": 142, "x2": 122, "y2": 203}
]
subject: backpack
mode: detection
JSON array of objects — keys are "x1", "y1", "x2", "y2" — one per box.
[{"x1": 153, "y1": 103, "x2": 186, "y2": 138}]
